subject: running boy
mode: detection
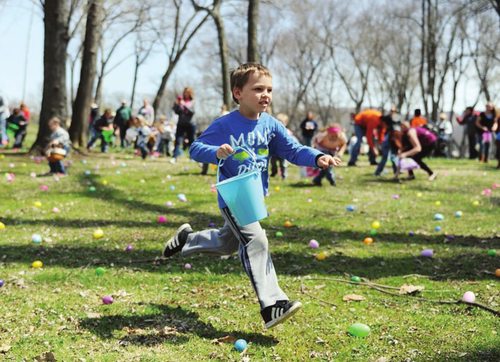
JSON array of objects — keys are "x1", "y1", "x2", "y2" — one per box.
[{"x1": 162, "y1": 63, "x2": 341, "y2": 329}]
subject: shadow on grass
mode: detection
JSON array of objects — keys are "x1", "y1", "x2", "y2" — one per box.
[
  {"x1": 434, "y1": 346, "x2": 500, "y2": 362},
  {"x1": 79, "y1": 303, "x2": 277, "y2": 347},
  {"x1": 1, "y1": 242, "x2": 498, "y2": 281}
]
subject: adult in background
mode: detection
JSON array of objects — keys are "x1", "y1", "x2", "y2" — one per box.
[
  {"x1": 114, "y1": 100, "x2": 132, "y2": 148},
  {"x1": 476, "y1": 102, "x2": 497, "y2": 163},
  {"x1": 395, "y1": 121, "x2": 437, "y2": 181},
  {"x1": 436, "y1": 112, "x2": 453, "y2": 158},
  {"x1": 410, "y1": 108, "x2": 428, "y2": 128},
  {"x1": 348, "y1": 108, "x2": 384, "y2": 166},
  {"x1": 299, "y1": 111, "x2": 318, "y2": 146},
  {"x1": 456, "y1": 106, "x2": 479, "y2": 159},
  {"x1": 87, "y1": 108, "x2": 114, "y2": 153},
  {"x1": 172, "y1": 87, "x2": 196, "y2": 162},
  {"x1": 0, "y1": 92, "x2": 9, "y2": 147},
  {"x1": 374, "y1": 107, "x2": 400, "y2": 176},
  {"x1": 138, "y1": 99, "x2": 155, "y2": 126}
]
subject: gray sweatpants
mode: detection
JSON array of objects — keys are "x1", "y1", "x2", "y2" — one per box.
[{"x1": 181, "y1": 207, "x2": 288, "y2": 309}]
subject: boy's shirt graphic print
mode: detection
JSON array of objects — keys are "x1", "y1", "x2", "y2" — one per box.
[{"x1": 190, "y1": 110, "x2": 322, "y2": 209}]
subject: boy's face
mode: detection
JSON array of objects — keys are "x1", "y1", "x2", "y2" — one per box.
[{"x1": 233, "y1": 72, "x2": 272, "y2": 120}]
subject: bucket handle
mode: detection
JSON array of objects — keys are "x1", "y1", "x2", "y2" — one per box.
[{"x1": 217, "y1": 146, "x2": 257, "y2": 184}]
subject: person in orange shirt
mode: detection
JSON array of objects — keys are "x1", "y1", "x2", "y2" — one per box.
[
  {"x1": 348, "y1": 109, "x2": 384, "y2": 166},
  {"x1": 410, "y1": 109, "x2": 427, "y2": 128}
]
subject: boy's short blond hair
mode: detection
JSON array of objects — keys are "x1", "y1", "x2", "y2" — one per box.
[{"x1": 230, "y1": 63, "x2": 272, "y2": 104}]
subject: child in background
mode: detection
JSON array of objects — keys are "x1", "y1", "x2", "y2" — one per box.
[
  {"x1": 311, "y1": 123, "x2": 347, "y2": 186},
  {"x1": 134, "y1": 115, "x2": 151, "y2": 160},
  {"x1": 154, "y1": 116, "x2": 176, "y2": 157},
  {"x1": 162, "y1": 63, "x2": 341, "y2": 329},
  {"x1": 45, "y1": 117, "x2": 70, "y2": 175},
  {"x1": 476, "y1": 103, "x2": 497, "y2": 163},
  {"x1": 87, "y1": 109, "x2": 114, "y2": 153},
  {"x1": 270, "y1": 113, "x2": 293, "y2": 179}
]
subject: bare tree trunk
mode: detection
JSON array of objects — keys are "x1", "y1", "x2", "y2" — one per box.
[
  {"x1": 69, "y1": 0, "x2": 103, "y2": 147},
  {"x1": 130, "y1": 54, "x2": 140, "y2": 109},
  {"x1": 247, "y1": 0, "x2": 259, "y2": 63},
  {"x1": 31, "y1": 0, "x2": 70, "y2": 154}
]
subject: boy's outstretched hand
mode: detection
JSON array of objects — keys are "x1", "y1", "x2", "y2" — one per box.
[
  {"x1": 317, "y1": 155, "x2": 342, "y2": 169},
  {"x1": 216, "y1": 143, "x2": 234, "y2": 160}
]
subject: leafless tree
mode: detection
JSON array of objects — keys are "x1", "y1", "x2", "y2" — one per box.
[
  {"x1": 247, "y1": 0, "x2": 259, "y2": 62},
  {"x1": 151, "y1": 0, "x2": 209, "y2": 114},
  {"x1": 32, "y1": 0, "x2": 83, "y2": 153},
  {"x1": 93, "y1": 1, "x2": 150, "y2": 105},
  {"x1": 69, "y1": 0, "x2": 104, "y2": 147},
  {"x1": 191, "y1": 0, "x2": 231, "y2": 108}
]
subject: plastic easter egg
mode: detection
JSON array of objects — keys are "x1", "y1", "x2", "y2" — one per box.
[
  {"x1": 284, "y1": 220, "x2": 293, "y2": 228},
  {"x1": 275, "y1": 231, "x2": 283, "y2": 237},
  {"x1": 208, "y1": 221, "x2": 216, "y2": 228},
  {"x1": 275, "y1": 186, "x2": 280, "y2": 192},
  {"x1": 392, "y1": 194, "x2": 400, "y2": 199},
  {"x1": 177, "y1": 193, "x2": 187, "y2": 202},
  {"x1": 316, "y1": 251, "x2": 327, "y2": 261},
  {"x1": 487, "y1": 249, "x2": 496, "y2": 257},
  {"x1": 307, "y1": 198, "x2": 313, "y2": 203},
  {"x1": 93, "y1": 229, "x2": 104, "y2": 239},
  {"x1": 102, "y1": 295, "x2": 114, "y2": 305},
  {"x1": 84, "y1": 170, "x2": 91, "y2": 176},
  {"x1": 435, "y1": 201, "x2": 441, "y2": 206},
  {"x1": 101, "y1": 180, "x2": 108, "y2": 185},
  {"x1": 32, "y1": 234, "x2": 42, "y2": 244},
  {"x1": 52, "y1": 207, "x2": 60, "y2": 213},
  {"x1": 462, "y1": 291, "x2": 475, "y2": 303},
  {"x1": 95, "y1": 267, "x2": 105, "y2": 276},
  {"x1": 40, "y1": 185, "x2": 49, "y2": 192},
  {"x1": 32, "y1": 260, "x2": 43, "y2": 268},
  {"x1": 455, "y1": 211, "x2": 462, "y2": 218},
  {"x1": 165, "y1": 201, "x2": 174, "y2": 208},
  {"x1": 421, "y1": 249, "x2": 433, "y2": 257},
  {"x1": 308, "y1": 239, "x2": 319, "y2": 249},
  {"x1": 363, "y1": 237, "x2": 373, "y2": 245},
  {"x1": 495, "y1": 269, "x2": 500, "y2": 278},
  {"x1": 170, "y1": 185, "x2": 176, "y2": 191},
  {"x1": 369, "y1": 229, "x2": 377, "y2": 236},
  {"x1": 184, "y1": 263, "x2": 192, "y2": 270},
  {"x1": 30, "y1": 172, "x2": 37, "y2": 178},
  {"x1": 472, "y1": 200, "x2": 480, "y2": 206},
  {"x1": 0, "y1": 222, "x2": 5, "y2": 230},
  {"x1": 416, "y1": 192, "x2": 423, "y2": 197},
  {"x1": 434, "y1": 213, "x2": 444, "y2": 221},
  {"x1": 33, "y1": 201, "x2": 42, "y2": 208},
  {"x1": 125, "y1": 245, "x2": 133, "y2": 252},
  {"x1": 371, "y1": 221, "x2": 380, "y2": 229},
  {"x1": 434, "y1": 226, "x2": 442, "y2": 232},
  {"x1": 348, "y1": 323, "x2": 371, "y2": 337},
  {"x1": 234, "y1": 339, "x2": 247, "y2": 352},
  {"x1": 408, "y1": 231, "x2": 415, "y2": 236},
  {"x1": 0, "y1": 279, "x2": 4, "y2": 287},
  {"x1": 346, "y1": 205, "x2": 356, "y2": 212},
  {"x1": 89, "y1": 186, "x2": 96, "y2": 192},
  {"x1": 350, "y1": 276, "x2": 361, "y2": 283},
  {"x1": 157, "y1": 215, "x2": 168, "y2": 224}
]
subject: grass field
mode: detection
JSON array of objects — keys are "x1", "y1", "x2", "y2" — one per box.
[{"x1": 0, "y1": 146, "x2": 499, "y2": 361}]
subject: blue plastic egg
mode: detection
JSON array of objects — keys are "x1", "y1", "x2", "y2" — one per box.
[{"x1": 234, "y1": 339, "x2": 247, "y2": 352}]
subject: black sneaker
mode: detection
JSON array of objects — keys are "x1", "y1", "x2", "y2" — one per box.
[
  {"x1": 261, "y1": 300, "x2": 302, "y2": 329},
  {"x1": 162, "y1": 223, "x2": 193, "y2": 257},
  {"x1": 329, "y1": 179, "x2": 336, "y2": 186}
]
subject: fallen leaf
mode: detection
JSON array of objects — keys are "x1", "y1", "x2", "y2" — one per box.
[
  {"x1": 343, "y1": 294, "x2": 365, "y2": 302},
  {"x1": 211, "y1": 335, "x2": 237, "y2": 345},
  {"x1": 399, "y1": 284, "x2": 424, "y2": 295},
  {"x1": 0, "y1": 345, "x2": 11, "y2": 353},
  {"x1": 34, "y1": 351, "x2": 56, "y2": 362}
]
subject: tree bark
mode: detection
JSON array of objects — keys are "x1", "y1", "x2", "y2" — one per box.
[
  {"x1": 247, "y1": 0, "x2": 259, "y2": 63},
  {"x1": 69, "y1": 0, "x2": 103, "y2": 147},
  {"x1": 31, "y1": 0, "x2": 70, "y2": 154}
]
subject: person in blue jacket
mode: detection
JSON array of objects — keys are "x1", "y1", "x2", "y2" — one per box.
[{"x1": 162, "y1": 63, "x2": 341, "y2": 329}]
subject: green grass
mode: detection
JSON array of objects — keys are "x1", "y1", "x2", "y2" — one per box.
[{"x1": 0, "y1": 146, "x2": 499, "y2": 361}]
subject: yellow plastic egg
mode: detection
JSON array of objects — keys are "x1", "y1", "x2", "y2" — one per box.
[
  {"x1": 284, "y1": 220, "x2": 293, "y2": 228},
  {"x1": 33, "y1": 201, "x2": 42, "y2": 208},
  {"x1": 472, "y1": 200, "x2": 480, "y2": 206},
  {"x1": 275, "y1": 186, "x2": 280, "y2": 192},
  {"x1": 0, "y1": 222, "x2": 5, "y2": 230},
  {"x1": 101, "y1": 180, "x2": 108, "y2": 185},
  {"x1": 93, "y1": 229, "x2": 104, "y2": 239},
  {"x1": 371, "y1": 221, "x2": 380, "y2": 229},
  {"x1": 32, "y1": 260, "x2": 43, "y2": 268},
  {"x1": 435, "y1": 201, "x2": 441, "y2": 206},
  {"x1": 316, "y1": 251, "x2": 327, "y2": 261}
]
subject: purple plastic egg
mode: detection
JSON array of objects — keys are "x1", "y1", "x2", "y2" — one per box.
[
  {"x1": 308, "y1": 239, "x2": 320, "y2": 249},
  {"x1": 102, "y1": 295, "x2": 114, "y2": 305},
  {"x1": 420, "y1": 249, "x2": 433, "y2": 258}
]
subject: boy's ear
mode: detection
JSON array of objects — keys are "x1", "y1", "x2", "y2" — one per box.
[{"x1": 232, "y1": 87, "x2": 242, "y2": 102}]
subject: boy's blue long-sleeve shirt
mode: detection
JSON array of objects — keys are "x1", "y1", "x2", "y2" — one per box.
[{"x1": 190, "y1": 110, "x2": 323, "y2": 208}]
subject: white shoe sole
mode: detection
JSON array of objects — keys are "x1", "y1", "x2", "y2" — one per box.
[{"x1": 265, "y1": 302, "x2": 302, "y2": 329}]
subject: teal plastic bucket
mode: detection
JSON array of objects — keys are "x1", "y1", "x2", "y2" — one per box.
[{"x1": 216, "y1": 148, "x2": 267, "y2": 226}]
